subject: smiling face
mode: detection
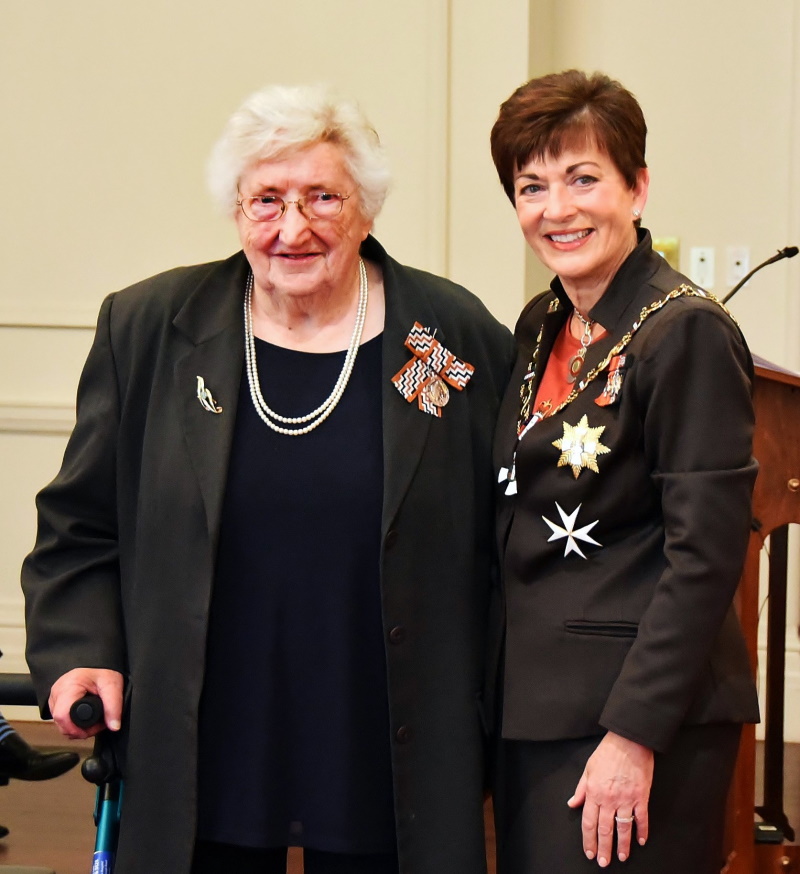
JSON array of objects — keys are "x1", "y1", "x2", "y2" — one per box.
[
  {"x1": 513, "y1": 143, "x2": 649, "y2": 302},
  {"x1": 235, "y1": 141, "x2": 373, "y2": 303}
]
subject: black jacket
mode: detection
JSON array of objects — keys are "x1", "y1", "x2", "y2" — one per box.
[
  {"x1": 492, "y1": 230, "x2": 759, "y2": 754},
  {"x1": 23, "y1": 235, "x2": 515, "y2": 874}
]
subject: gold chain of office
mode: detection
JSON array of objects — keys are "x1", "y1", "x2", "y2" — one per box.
[{"x1": 516, "y1": 284, "x2": 739, "y2": 436}]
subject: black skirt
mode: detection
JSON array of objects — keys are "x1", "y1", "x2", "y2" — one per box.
[{"x1": 494, "y1": 724, "x2": 741, "y2": 874}]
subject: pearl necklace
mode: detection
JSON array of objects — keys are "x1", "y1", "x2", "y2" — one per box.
[{"x1": 243, "y1": 258, "x2": 369, "y2": 435}]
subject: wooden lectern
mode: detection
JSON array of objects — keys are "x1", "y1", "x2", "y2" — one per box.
[{"x1": 724, "y1": 357, "x2": 800, "y2": 873}]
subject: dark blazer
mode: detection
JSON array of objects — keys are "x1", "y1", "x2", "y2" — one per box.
[
  {"x1": 491, "y1": 231, "x2": 759, "y2": 754},
  {"x1": 22, "y1": 235, "x2": 515, "y2": 874}
]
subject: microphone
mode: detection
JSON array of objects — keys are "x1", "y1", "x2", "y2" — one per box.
[{"x1": 722, "y1": 246, "x2": 798, "y2": 304}]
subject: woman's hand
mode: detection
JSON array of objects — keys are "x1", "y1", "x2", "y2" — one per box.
[
  {"x1": 49, "y1": 667, "x2": 124, "y2": 739},
  {"x1": 567, "y1": 731, "x2": 654, "y2": 867}
]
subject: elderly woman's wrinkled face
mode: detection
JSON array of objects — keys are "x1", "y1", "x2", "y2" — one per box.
[
  {"x1": 235, "y1": 142, "x2": 373, "y2": 301},
  {"x1": 513, "y1": 144, "x2": 648, "y2": 297}
]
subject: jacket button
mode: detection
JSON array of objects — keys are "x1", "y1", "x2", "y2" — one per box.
[
  {"x1": 389, "y1": 625, "x2": 406, "y2": 644},
  {"x1": 395, "y1": 725, "x2": 411, "y2": 743},
  {"x1": 385, "y1": 529, "x2": 399, "y2": 549}
]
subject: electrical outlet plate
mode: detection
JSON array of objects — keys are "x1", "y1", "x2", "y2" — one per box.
[
  {"x1": 726, "y1": 246, "x2": 750, "y2": 288},
  {"x1": 689, "y1": 247, "x2": 715, "y2": 289}
]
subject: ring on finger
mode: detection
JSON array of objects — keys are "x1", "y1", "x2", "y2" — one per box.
[{"x1": 615, "y1": 814, "x2": 635, "y2": 824}]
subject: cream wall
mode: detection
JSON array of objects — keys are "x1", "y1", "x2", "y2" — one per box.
[{"x1": 2, "y1": 1, "x2": 799, "y2": 727}]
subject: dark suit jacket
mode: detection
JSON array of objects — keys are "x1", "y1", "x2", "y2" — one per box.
[
  {"x1": 491, "y1": 231, "x2": 759, "y2": 754},
  {"x1": 22, "y1": 235, "x2": 515, "y2": 874}
]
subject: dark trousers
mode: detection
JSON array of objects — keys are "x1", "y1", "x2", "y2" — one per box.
[
  {"x1": 191, "y1": 841, "x2": 399, "y2": 874},
  {"x1": 494, "y1": 723, "x2": 741, "y2": 874}
]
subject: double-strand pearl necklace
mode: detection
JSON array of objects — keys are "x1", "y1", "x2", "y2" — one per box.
[{"x1": 243, "y1": 258, "x2": 369, "y2": 435}]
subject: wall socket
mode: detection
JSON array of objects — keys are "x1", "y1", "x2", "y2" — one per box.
[
  {"x1": 726, "y1": 246, "x2": 750, "y2": 287},
  {"x1": 689, "y1": 247, "x2": 715, "y2": 289}
]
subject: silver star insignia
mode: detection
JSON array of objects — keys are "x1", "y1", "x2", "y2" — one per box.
[{"x1": 542, "y1": 502, "x2": 601, "y2": 559}]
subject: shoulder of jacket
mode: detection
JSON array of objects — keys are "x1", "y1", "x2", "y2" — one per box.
[
  {"x1": 637, "y1": 282, "x2": 745, "y2": 344},
  {"x1": 641, "y1": 257, "x2": 739, "y2": 326},
  {"x1": 107, "y1": 257, "x2": 233, "y2": 316},
  {"x1": 390, "y1": 261, "x2": 514, "y2": 352},
  {"x1": 402, "y1": 262, "x2": 494, "y2": 315},
  {"x1": 624, "y1": 283, "x2": 753, "y2": 389}
]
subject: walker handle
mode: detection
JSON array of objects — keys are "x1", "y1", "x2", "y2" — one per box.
[
  {"x1": 70, "y1": 693, "x2": 105, "y2": 729},
  {"x1": 71, "y1": 694, "x2": 121, "y2": 785}
]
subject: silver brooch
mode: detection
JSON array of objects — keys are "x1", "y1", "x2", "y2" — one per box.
[{"x1": 196, "y1": 376, "x2": 222, "y2": 414}]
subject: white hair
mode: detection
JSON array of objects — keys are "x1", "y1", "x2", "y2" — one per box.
[{"x1": 207, "y1": 84, "x2": 391, "y2": 221}]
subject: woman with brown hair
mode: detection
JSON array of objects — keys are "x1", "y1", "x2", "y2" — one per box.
[{"x1": 488, "y1": 70, "x2": 759, "y2": 873}]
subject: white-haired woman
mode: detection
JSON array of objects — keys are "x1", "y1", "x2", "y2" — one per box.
[{"x1": 22, "y1": 84, "x2": 514, "y2": 874}]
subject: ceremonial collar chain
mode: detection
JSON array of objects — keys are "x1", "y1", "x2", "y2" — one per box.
[
  {"x1": 243, "y1": 258, "x2": 369, "y2": 435},
  {"x1": 502, "y1": 283, "x2": 732, "y2": 496},
  {"x1": 516, "y1": 283, "x2": 735, "y2": 439}
]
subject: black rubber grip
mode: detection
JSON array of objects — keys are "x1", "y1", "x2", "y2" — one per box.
[{"x1": 69, "y1": 693, "x2": 105, "y2": 729}]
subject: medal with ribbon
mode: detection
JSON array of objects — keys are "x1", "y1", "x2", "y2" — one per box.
[
  {"x1": 595, "y1": 354, "x2": 627, "y2": 407},
  {"x1": 392, "y1": 322, "x2": 475, "y2": 417}
]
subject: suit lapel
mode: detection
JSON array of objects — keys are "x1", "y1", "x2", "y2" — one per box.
[
  {"x1": 378, "y1": 247, "x2": 437, "y2": 536},
  {"x1": 495, "y1": 299, "x2": 567, "y2": 469},
  {"x1": 173, "y1": 254, "x2": 248, "y2": 553},
  {"x1": 580, "y1": 278, "x2": 665, "y2": 381},
  {"x1": 581, "y1": 229, "x2": 670, "y2": 372},
  {"x1": 494, "y1": 297, "x2": 568, "y2": 554}
]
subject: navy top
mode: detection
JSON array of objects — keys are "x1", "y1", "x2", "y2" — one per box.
[{"x1": 196, "y1": 334, "x2": 395, "y2": 852}]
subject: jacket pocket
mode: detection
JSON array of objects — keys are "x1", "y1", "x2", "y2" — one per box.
[{"x1": 564, "y1": 620, "x2": 639, "y2": 638}]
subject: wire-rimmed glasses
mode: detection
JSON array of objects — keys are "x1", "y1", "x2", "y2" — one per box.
[{"x1": 236, "y1": 192, "x2": 351, "y2": 222}]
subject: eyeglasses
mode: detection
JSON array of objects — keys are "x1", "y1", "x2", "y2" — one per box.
[{"x1": 236, "y1": 191, "x2": 351, "y2": 222}]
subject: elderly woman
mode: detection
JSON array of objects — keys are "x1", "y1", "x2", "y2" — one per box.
[
  {"x1": 488, "y1": 70, "x2": 760, "y2": 873},
  {"x1": 22, "y1": 84, "x2": 514, "y2": 874}
]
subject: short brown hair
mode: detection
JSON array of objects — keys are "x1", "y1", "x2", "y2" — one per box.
[{"x1": 490, "y1": 70, "x2": 647, "y2": 203}]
